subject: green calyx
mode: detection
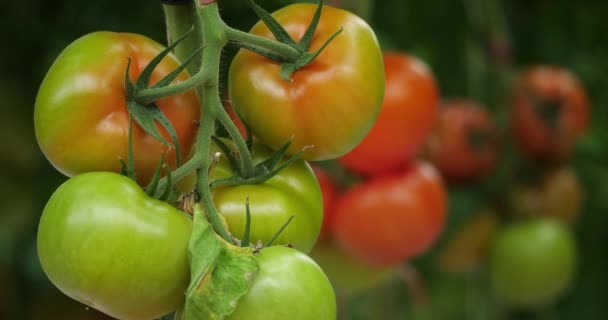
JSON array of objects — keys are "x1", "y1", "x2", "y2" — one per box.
[{"x1": 241, "y1": 0, "x2": 344, "y2": 80}]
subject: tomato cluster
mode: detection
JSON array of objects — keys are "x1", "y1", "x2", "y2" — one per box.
[
  {"x1": 33, "y1": 2, "x2": 389, "y2": 319},
  {"x1": 308, "y1": 52, "x2": 448, "y2": 294}
]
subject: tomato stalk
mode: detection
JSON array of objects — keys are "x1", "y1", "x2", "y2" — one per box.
[{"x1": 163, "y1": 1, "x2": 201, "y2": 75}]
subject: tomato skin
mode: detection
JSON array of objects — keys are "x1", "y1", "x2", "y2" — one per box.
[
  {"x1": 426, "y1": 99, "x2": 497, "y2": 182},
  {"x1": 313, "y1": 167, "x2": 338, "y2": 239},
  {"x1": 226, "y1": 246, "x2": 336, "y2": 320},
  {"x1": 332, "y1": 162, "x2": 446, "y2": 267},
  {"x1": 210, "y1": 142, "x2": 323, "y2": 253},
  {"x1": 229, "y1": 4, "x2": 385, "y2": 161},
  {"x1": 511, "y1": 66, "x2": 589, "y2": 160},
  {"x1": 37, "y1": 172, "x2": 192, "y2": 320},
  {"x1": 35, "y1": 32, "x2": 200, "y2": 183},
  {"x1": 340, "y1": 52, "x2": 439, "y2": 175},
  {"x1": 310, "y1": 240, "x2": 394, "y2": 294},
  {"x1": 489, "y1": 219, "x2": 577, "y2": 308}
]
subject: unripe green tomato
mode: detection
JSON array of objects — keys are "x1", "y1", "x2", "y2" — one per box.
[
  {"x1": 489, "y1": 219, "x2": 577, "y2": 308},
  {"x1": 209, "y1": 142, "x2": 323, "y2": 253},
  {"x1": 226, "y1": 246, "x2": 336, "y2": 320},
  {"x1": 37, "y1": 172, "x2": 192, "y2": 320}
]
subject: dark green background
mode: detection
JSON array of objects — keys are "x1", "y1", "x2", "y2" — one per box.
[{"x1": 1, "y1": 0, "x2": 607, "y2": 319}]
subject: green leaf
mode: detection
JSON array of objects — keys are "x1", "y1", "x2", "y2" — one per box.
[
  {"x1": 266, "y1": 215, "x2": 295, "y2": 246},
  {"x1": 135, "y1": 28, "x2": 195, "y2": 89},
  {"x1": 151, "y1": 46, "x2": 204, "y2": 89},
  {"x1": 245, "y1": 0, "x2": 297, "y2": 46},
  {"x1": 242, "y1": 198, "x2": 252, "y2": 248},
  {"x1": 297, "y1": 0, "x2": 325, "y2": 51},
  {"x1": 185, "y1": 205, "x2": 259, "y2": 320},
  {"x1": 145, "y1": 153, "x2": 165, "y2": 197},
  {"x1": 159, "y1": 164, "x2": 173, "y2": 201}
]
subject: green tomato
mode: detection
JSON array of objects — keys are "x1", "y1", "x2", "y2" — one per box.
[
  {"x1": 37, "y1": 172, "x2": 192, "y2": 320},
  {"x1": 309, "y1": 240, "x2": 394, "y2": 295},
  {"x1": 489, "y1": 219, "x2": 577, "y2": 308},
  {"x1": 209, "y1": 142, "x2": 323, "y2": 253},
  {"x1": 226, "y1": 246, "x2": 336, "y2": 320}
]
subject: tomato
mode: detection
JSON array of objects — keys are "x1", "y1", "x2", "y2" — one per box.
[
  {"x1": 313, "y1": 167, "x2": 338, "y2": 239},
  {"x1": 310, "y1": 239, "x2": 394, "y2": 294},
  {"x1": 426, "y1": 99, "x2": 497, "y2": 182},
  {"x1": 224, "y1": 98, "x2": 248, "y2": 139},
  {"x1": 340, "y1": 52, "x2": 439, "y2": 176},
  {"x1": 511, "y1": 66, "x2": 589, "y2": 160},
  {"x1": 35, "y1": 32, "x2": 200, "y2": 183},
  {"x1": 225, "y1": 246, "x2": 336, "y2": 320},
  {"x1": 37, "y1": 172, "x2": 192, "y2": 320},
  {"x1": 228, "y1": 4, "x2": 385, "y2": 161},
  {"x1": 489, "y1": 219, "x2": 577, "y2": 308},
  {"x1": 332, "y1": 162, "x2": 446, "y2": 266},
  {"x1": 436, "y1": 208, "x2": 498, "y2": 273},
  {"x1": 511, "y1": 167, "x2": 583, "y2": 225},
  {"x1": 210, "y1": 142, "x2": 323, "y2": 253}
]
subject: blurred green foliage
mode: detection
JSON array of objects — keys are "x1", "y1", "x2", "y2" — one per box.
[{"x1": 1, "y1": 0, "x2": 607, "y2": 319}]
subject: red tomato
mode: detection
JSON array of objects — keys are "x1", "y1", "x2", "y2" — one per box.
[
  {"x1": 511, "y1": 66, "x2": 589, "y2": 160},
  {"x1": 313, "y1": 167, "x2": 338, "y2": 239},
  {"x1": 426, "y1": 99, "x2": 497, "y2": 182},
  {"x1": 223, "y1": 98, "x2": 247, "y2": 139},
  {"x1": 339, "y1": 52, "x2": 439, "y2": 176},
  {"x1": 332, "y1": 162, "x2": 446, "y2": 266}
]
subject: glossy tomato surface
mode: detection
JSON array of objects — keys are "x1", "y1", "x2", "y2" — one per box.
[
  {"x1": 210, "y1": 142, "x2": 323, "y2": 253},
  {"x1": 333, "y1": 162, "x2": 447, "y2": 266},
  {"x1": 35, "y1": 32, "x2": 200, "y2": 183},
  {"x1": 489, "y1": 219, "x2": 577, "y2": 308},
  {"x1": 37, "y1": 172, "x2": 192, "y2": 320},
  {"x1": 426, "y1": 99, "x2": 497, "y2": 182},
  {"x1": 229, "y1": 4, "x2": 384, "y2": 161},
  {"x1": 226, "y1": 246, "x2": 336, "y2": 320},
  {"x1": 340, "y1": 52, "x2": 439, "y2": 175},
  {"x1": 511, "y1": 66, "x2": 589, "y2": 160}
]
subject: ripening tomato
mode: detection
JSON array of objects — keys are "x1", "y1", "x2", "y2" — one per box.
[
  {"x1": 35, "y1": 32, "x2": 200, "y2": 183},
  {"x1": 332, "y1": 162, "x2": 446, "y2": 266},
  {"x1": 210, "y1": 142, "x2": 323, "y2": 253},
  {"x1": 339, "y1": 52, "x2": 439, "y2": 176},
  {"x1": 313, "y1": 167, "x2": 338, "y2": 239},
  {"x1": 426, "y1": 99, "x2": 497, "y2": 182},
  {"x1": 511, "y1": 66, "x2": 589, "y2": 160},
  {"x1": 489, "y1": 219, "x2": 577, "y2": 308},
  {"x1": 511, "y1": 167, "x2": 583, "y2": 225},
  {"x1": 37, "y1": 172, "x2": 192, "y2": 320},
  {"x1": 229, "y1": 4, "x2": 385, "y2": 161}
]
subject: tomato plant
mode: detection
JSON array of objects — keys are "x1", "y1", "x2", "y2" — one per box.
[
  {"x1": 210, "y1": 142, "x2": 323, "y2": 253},
  {"x1": 37, "y1": 172, "x2": 192, "y2": 320},
  {"x1": 313, "y1": 167, "x2": 338, "y2": 239},
  {"x1": 34, "y1": 32, "x2": 200, "y2": 184},
  {"x1": 340, "y1": 52, "x2": 439, "y2": 176},
  {"x1": 426, "y1": 99, "x2": 497, "y2": 182},
  {"x1": 225, "y1": 246, "x2": 336, "y2": 320},
  {"x1": 332, "y1": 162, "x2": 446, "y2": 266},
  {"x1": 489, "y1": 219, "x2": 577, "y2": 308},
  {"x1": 229, "y1": 4, "x2": 385, "y2": 161},
  {"x1": 511, "y1": 167, "x2": 583, "y2": 225},
  {"x1": 511, "y1": 66, "x2": 589, "y2": 160}
]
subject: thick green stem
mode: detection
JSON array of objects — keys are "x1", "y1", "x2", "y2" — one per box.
[
  {"x1": 163, "y1": 2, "x2": 201, "y2": 75},
  {"x1": 225, "y1": 27, "x2": 300, "y2": 61}
]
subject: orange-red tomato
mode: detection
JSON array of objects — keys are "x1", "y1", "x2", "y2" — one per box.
[
  {"x1": 511, "y1": 66, "x2": 589, "y2": 160},
  {"x1": 340, "y1": 52, "x2": 439, "y2": 176},
  {"x1": 426, "y1": 99, "x2": 497, "y2": 182},
  {"x1": 229, "y1": 4, "x2": 385, "y2": 161},
  {"x1": 332, "y1": 162, "x2": 446, "y2": 266},
  {"x1": 35, "y1": 32, "x2": 200, "y2": 183}
]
